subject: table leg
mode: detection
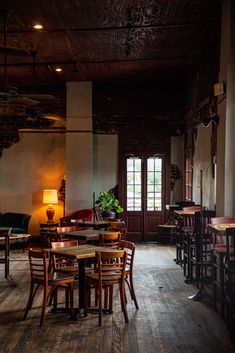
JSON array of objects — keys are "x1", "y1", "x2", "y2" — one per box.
[
  {"x1": 5, "y1": 232, "x2": 10, "y2": 279},
  {"x1": 72, "y1": 258, "x2": 86, "y2": 320}
]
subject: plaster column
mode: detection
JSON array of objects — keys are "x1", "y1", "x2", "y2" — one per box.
[
  {"x1": 65, "y1": 82, "x2": 93, "y2": 213},
  {"x1": 223, "y1": 1, "x2": 235, "y2": 215}
]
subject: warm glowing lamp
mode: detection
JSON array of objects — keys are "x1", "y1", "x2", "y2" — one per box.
[{"x1": 43, "y1": 189, "x2": 58, "y2": 224}]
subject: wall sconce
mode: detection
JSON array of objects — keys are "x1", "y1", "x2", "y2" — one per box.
[{"x1": 43, "y1": 189, "x2": 58, "y2": 224}]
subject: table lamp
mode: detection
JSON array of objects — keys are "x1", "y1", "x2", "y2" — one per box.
[{"x1": 43, "y1": 189, "x2": 58, "y2": 224}]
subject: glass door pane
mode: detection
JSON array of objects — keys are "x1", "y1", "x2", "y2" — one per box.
[
  {"x1": 126, "y1": 157, "x2": 142, "y2": 211},
  {"x1": 147, "y1": 157, "x2": 162, "y2": 211}
]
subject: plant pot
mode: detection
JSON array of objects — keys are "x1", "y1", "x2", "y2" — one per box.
[{"x1": 102, "y1": 210, "x2": 116, "y2": 220}]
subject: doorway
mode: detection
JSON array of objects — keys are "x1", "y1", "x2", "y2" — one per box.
[
  {"x1": 122, "y1": 154, "x2": 167, "y2": 241},
  {"x1": 118, "y1": 129, "x2": 170, "y2": 242}
]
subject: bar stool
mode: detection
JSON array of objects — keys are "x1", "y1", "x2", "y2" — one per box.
[
  {"x1": 223, "y1": 227, "x2": 235, "y2": 341},
  {"x1": 210, "y1": 217, "x2": 235, "y2": 318}
]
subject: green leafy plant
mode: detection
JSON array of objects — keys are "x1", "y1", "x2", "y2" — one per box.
[{"x1": 95, "y1": 191, "x2": 124, "y2": 214}]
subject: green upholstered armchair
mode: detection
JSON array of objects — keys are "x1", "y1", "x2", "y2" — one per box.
[{"x1": 0, "y1": 212, "x2": 31, "y2": 234}]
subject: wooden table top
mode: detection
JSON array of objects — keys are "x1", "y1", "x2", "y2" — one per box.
[
  {"x1": 72, "y1": 220, "x2": 111, "y2": 226},
  {"x1": 50, "y1": 244, "x2": 115, "y2": 260},
  {"x1": 0, "y1": 234, "x2": 31, "y2": 243},
  {"x1": 174, "y1": 210, "x2": 197, "y2": 216},
  {"x1": 208, "y1": 223, "x2": 235, "y2": 235},
  {"x1": 65, "y1": 229, "x2": 120, "y2": 241},
  {"x1": 0, "y1": 227, "x2": 12, "y2": 233}
]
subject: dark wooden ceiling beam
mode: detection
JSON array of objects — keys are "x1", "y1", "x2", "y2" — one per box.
[
  {"x1": 0, "y1": 55, "x2": 195, "y2": 67},
  {"x1": 1, "y1": 19, "x2": 220, "y2": 34}
]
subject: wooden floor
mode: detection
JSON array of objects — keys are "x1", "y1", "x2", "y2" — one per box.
[{"x1": 0, "y1": 244, "x2": 234, "y2": 353}]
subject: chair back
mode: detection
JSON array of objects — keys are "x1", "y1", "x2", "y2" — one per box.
[
  {"x1": 51, "y1": 240, "x2": 78, "y2": 271},
  {"x1": 99, "y1": 231, "x2": 121, "y2": 248},
  {"x1": 119, "y1": 240, "x2": 135, "y2": 272},
  {"x1": 51, "y1": 240, "x2": 78, "y2": 249},
  {"x1": 210, "y1": 217, "x2": 235, "y2": 225},
  {"x1": 28, "y1": 249, "x2": 48, "y2": 285},
  {"x1": 107, "y1": 226, "x2": 127, "y2": 240},
  {"x1": 210, "y1": 217, "x2": 235, "y2": 246},
  {"x1": 96, "y1": 250, "x2": 127, "y2": 284},
  {"x1": 194, "y1": 210, "x2": 216, "y2": 235}
]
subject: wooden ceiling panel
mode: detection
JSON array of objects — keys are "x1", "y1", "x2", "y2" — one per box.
[
  {"x1": 0, "y1": 0, "x2": 221, "y2": 133},
  {"x1": 1, "y1": 0, "x2": 65, "y2": 30}
]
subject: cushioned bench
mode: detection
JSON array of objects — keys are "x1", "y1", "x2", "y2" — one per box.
[{"x1": 0, "y1": 212, "x2": 31, "y2": 234}]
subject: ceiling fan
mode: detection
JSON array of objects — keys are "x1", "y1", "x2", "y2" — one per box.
[{"x1": 0, "y1": 9, "x2": 64, "y2": 121}]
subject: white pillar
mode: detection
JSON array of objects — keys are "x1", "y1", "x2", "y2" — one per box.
[
  {"x1": 65, "y1": 82, "x2": 93, "y2": 213},
  {"x1": 223, "y1": 1, "x2": 235, "y2": 215}
]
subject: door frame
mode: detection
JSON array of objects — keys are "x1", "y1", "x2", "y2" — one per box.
[{"x1": 118, "y1": 128, "x2": 171, "y2": 242}]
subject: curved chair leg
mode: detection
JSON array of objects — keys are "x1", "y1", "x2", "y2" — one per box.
[
  {"x1": 129, "y1": 274, "x2": 139, "y2": 309},
  {"x1": 108, "y1": 285, "x2": 113, "y2": 313},
  {"x1": 120, "y1": 282, "x2": 129, "y2": 323},
  {"x1": 98, "y1": 285, "x2": 102, "y2": 327},
  {"x1": 40, "y1": 286, "x2": 48, "y2": 327},
  {"x1": 24, "y1": 283, "x2": 39, "y2": 320}
]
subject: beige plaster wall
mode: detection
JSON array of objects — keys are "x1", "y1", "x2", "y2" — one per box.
[
  {"x1": 93, "y1": 134, "x2": 118, "y2": 201},
  {"x1": 192, "y1": 125, "x2": 215, "y2": 209},
  {"x1": 0, "y1": 131, "x2": 65, "y2": 236},
  {"x1": 65, "y1": 81, "x2": 93, "y2": 213},
  {"x1": 170, "y1": 135, "x2": 184, "y2": 203}
]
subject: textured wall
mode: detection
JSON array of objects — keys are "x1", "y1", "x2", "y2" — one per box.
[
  {"x1": 0, "y1": 131, "x2": 66, "y2": 235},
  {"x1": 192, "y1": 125, "x2": 215, "y2": 209},
  {"x1": 93, "y1": 134, "x2": 118, "y2": 201}
]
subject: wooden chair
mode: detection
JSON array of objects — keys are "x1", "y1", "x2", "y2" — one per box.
[
  {"x1": 85, "y1": 249, "x2": 128, "y2": 326},
  {"x1": 224, "y1": 227, "x2": 235, "y2": 341},
  {"x1": 210, "y1": 217, "x2": 235, "y2": 317},
  {"x1": 119, "y1": 240, "x2": 139, "y2": 309},
  {"x1": 51, "y1": 240, "x2": 79, "y2": 276},
  {"x1": 107, "y1": 225, "x2": 127, "y2": 240},
  {"x1": 55, "y1": 226, "x2": 78, "y2": 241},
  {"x1": 24, "y1": 249, "x2": 75, "y2": 326},
  {"x1": 98, "y1": 231, "x2": 121, "y2": 248}
]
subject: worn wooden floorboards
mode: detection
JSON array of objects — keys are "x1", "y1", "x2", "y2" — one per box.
[{"x1": 0, "y1": 244, "x2": 234, "y2": 353}]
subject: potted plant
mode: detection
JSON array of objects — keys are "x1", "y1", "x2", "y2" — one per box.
[{"x1": 95, "y1": 191, "x2": 124, "y2": 219}]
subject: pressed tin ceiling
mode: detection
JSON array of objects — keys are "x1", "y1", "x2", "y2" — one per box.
[{"x1": 0, "y1": 0, "x2": 221, "y2": 85}]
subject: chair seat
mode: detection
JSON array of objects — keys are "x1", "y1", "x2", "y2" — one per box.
[
  {"x1": 86, "y1": 272, "x2": 122, "y2": 282},
  {"x1": 48, "y1": 272, "x2": 75, "y2": 282},
  {"x1": 55, "y1": 265, "x2": 92, "y2": 276}
]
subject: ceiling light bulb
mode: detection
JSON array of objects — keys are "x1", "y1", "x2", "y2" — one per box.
[
  {"x1": 55, "y1": 67, "x2": 62, "y2": 72},
  {"x1": 33, "y1": 24, "x2": 44, "y2": 30}
]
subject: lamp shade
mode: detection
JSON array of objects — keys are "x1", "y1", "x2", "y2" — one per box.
[{"x1": 42, "y1": 189, "x2": 58, "y2": 205}]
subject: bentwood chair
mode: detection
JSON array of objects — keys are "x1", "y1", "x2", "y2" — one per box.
[
  {"x1": 24, "y1": 249, "x2": 75, "y2": 326},
  {"x1": 119, "y1": 240, "x2": 139, "y2": 309},
  {"x1": 85, "y1": 249, "x2": 128, "y2": 326}
]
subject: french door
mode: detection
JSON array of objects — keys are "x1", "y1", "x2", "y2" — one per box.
[{"x1": 123, "y1": 154, "x2": 166, "y2": 242}]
